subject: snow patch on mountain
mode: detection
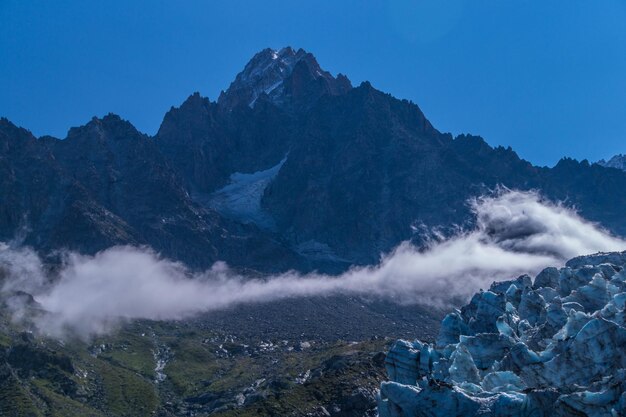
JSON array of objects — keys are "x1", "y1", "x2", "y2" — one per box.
[
  {"x1": 379, "y1": 251, "x2": 626, "y2": 417},
  {"x1": 249, "y1": 79, "x2": 284, "y2": 107},
  {"x1": 206, "y1": 157, "x2": 286, "y2": 228}
]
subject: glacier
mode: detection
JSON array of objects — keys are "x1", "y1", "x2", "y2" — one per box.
[
  {"x1": 205, "y1": 157, "x2": 286, "y2": 228},
  {"x1": 379, "y1": 251, "x2": 626, "y2": 417}
]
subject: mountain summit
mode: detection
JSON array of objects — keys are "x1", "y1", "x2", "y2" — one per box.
[
  {"x1": 217, "y1": 47, "x2": 351, "y2": 111},
  {"x1": 598, "y1": 154, "x2": 626, "y2": 171}
]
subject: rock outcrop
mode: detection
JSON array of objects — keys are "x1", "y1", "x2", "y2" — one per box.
[{"x1": 379, "y1": 251, "x2": 626, "y2": 416}]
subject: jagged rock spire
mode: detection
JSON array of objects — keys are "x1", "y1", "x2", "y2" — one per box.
[{"x1": 217, "y1": 47, "x2": 351, "y2": 111}]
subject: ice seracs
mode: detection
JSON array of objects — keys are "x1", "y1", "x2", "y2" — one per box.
[{"x1": 379, "y1": 251, "x2": 626, "y2": 417}]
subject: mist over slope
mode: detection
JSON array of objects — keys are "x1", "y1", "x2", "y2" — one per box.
[{"x1": 1, "y1": 191, "x2": 624, "y2": 339}]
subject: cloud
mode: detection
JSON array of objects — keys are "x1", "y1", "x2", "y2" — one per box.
[
  {"x1": 0, "y1": 241, "x2": 48, "y2": 300},
  {"x1": 1, "y1": 190, "x2": 625, "y2": 339}
]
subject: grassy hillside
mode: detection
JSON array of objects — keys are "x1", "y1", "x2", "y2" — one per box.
[{"x1": 0, "y1": 304, "x2": 394, "y2": 417}]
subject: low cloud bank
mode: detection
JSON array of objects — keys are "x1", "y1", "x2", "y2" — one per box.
[{"x1": 1, "y1": 190, "x2": 625, "y2": 338}]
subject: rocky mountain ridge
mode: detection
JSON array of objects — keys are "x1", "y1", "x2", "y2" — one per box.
[
  {"x1": 2, "y1": 47, "x2": 626, "y2": 272},
  {"x1": 217, "y1": 46, "x2": 351, "y2": 111},
  {"x1": 598, "y1": 154, "x2": 626, "y2": 171}
]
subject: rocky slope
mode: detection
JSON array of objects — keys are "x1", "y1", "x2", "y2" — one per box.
[
  {"x1": 0, "y1": 291, "x2": 435, "y2": 417},
  {"x1": 380, "y1": 251, "x2": 626, "y2": 416}
]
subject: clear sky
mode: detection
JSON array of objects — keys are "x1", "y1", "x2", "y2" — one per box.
[{"x1": 1, "y1": 1, "x2": 625, "y2": 167}]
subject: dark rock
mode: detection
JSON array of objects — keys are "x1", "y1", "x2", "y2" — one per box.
[{"x1": 3, "y1": 48, "x2": 626, "y2": 274}]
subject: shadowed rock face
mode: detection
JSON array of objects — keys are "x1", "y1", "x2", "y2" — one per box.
[
  {"x1": 379, "y1": 251, "x2": 626, "y2": 416},
  {"x1": 0, "y1": 117, "x2": 139, "y2": 254},
  {"x1": 3, "y1": 47, "x2": 626, "y2": 272},
  {"x1": 43, "y1": 114, "x2": 224, "y2": 265}
]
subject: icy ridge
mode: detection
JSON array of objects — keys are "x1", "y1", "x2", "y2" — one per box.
[{"x1": 379, "y1": 251, "x2": 626, "y2": 417}]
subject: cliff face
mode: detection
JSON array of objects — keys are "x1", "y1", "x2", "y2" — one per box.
[
  {"x1": 0, "y1": 117, "x2": 139, "y2": 254},
  {"x1": 2, "y1": 48, "x2": 626, "y2": 272},
  {"x1": 380, "y1": 251, "x2": 626, "y2": 416}
]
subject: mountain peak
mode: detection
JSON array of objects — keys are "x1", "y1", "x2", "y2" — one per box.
[
  {"x1": 598, "y1": 154, "x2": 626, "y2": 171},
  {"x1": 218, "y1": 47, "x2": 351, "y2": 111},
  {"x1": 66, "y1": 113, "x2": 143, "y2": 143}
]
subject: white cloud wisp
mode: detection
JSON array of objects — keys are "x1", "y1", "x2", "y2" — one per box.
[{"x1": 1, "y1": 190, "x2": 624, "y2": 338}]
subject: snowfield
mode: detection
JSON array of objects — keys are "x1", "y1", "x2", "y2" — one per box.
[{"x1": 207, "y1": 157, "x2": 286, "y2": 228}]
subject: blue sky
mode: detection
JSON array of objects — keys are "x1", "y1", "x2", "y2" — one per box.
[{"x1": 1, "y1": 1, "x2": 625, "y2": 166}]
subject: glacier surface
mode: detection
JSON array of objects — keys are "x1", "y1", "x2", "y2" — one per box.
[
  {"x1": 379, "y1": 251, "x2": 626, "y2": 417},
  {"x1": 206, "y1": 157, "x2": 286, "y2": 228}
]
